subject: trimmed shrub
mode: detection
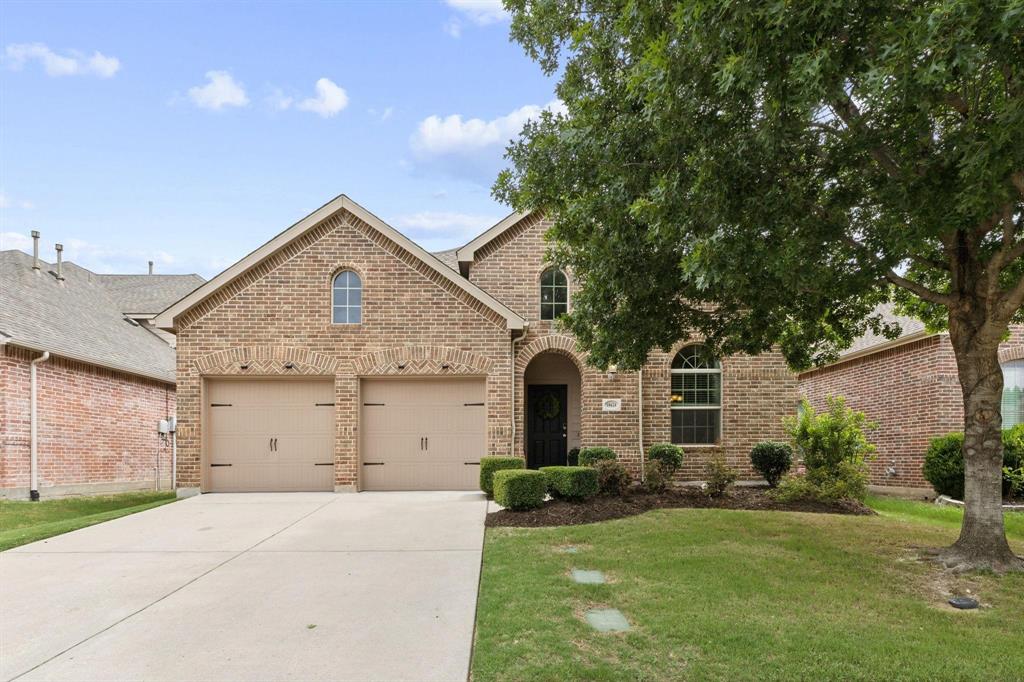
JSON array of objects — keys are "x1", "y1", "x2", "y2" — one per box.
[
  {"x1": 703, "y1": 456, "x2": 737, "y2": 498},
  {"x1": 493, "y1": 470, "x2": 546, "y2": 510},
  {"x1": 1004, "y1": 466, "x2": 1024, "y2": 499},
  {"x1": 749, "y1": 441, "x2": 793, "y2": 487},
  {"x1": 479, "y1": 456, "x2": 525, "y2": 497},
  {"x1": 578, "y1": 446, "x2": 617, "y2": 466},
  {"x1": 923, "y1": 427, "x2": 1024, "y2": 500},
  {"x1": 568, "y1": 447, "x2": 580, "y2": 466},
  {"x1": 594, "y1": 459, "x2": 632, "y2": 496},
  {"x1": 922, "y1": 433, "x2": 966, "y2": 499},
  {"x1": 540, "y1": 466, "x2": 599, "y2": 501},
  {"x1": 642, "y1": 459, "x2": 670, "y2": 493},
  {"x1": 647, "y1": 443, "x2": 684, "y2": 475}
]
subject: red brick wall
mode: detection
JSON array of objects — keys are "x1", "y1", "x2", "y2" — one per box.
[
  {"x1": 798, "y1": 326, "x2": 1024, "y2": 489},
  {"x1": 173, "y1": 208, "x2": 514, "y2": 490},
  {"x1": 470, "y1": 214, "x2": 800, "y2": 480},
  {"x1": 0, "y1": 345, "x2": 175, "y2": 497}
]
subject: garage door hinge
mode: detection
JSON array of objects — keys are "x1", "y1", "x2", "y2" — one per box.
[
  {"x1": 314, "y1": 462, "x2": 333, "y2": 466},
  {"x1": 464, "y1": 462, "x2": 480, "y2": 465},
  {"x1": 463, "y1": 402, "x2": 484, "y2": 406},
  {"x1": 210, "y1": 403, "x2": 232, "y2": 407},
  {"x1": 363, "y1": 462, "x2": 385, "y2": 466},
  {"x1": 362, "y1": 402, "x2": 385, "y2": 406},
  {"x1": 210, "y1": 463, "x2": 232, "y2": 467},
  {"x1": 315, "y1": 403, "x2": 335, "y2": 407}
]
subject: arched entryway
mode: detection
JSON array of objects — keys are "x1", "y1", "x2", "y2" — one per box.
[{"x1": 523, "y1": 351, "x2": 582, "y2": 468}]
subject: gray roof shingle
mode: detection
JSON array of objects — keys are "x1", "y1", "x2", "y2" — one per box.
[
  {"x1": 840, "y1": 302, "x2": 930, "y2": 357},
  {"x1": 0, "y1": 251, "x2": 202, "y2": 383},
  {"x1": 98, "y1": 274, "x2": 205, "y2": 314},
  {"x1": 431, "y1": 248, "x2": 459, "y2": 271}
]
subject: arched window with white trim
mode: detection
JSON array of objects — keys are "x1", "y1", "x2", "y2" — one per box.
[
  {"x1": 539, "y1": 268, "x2": 568, "y2": 320},
  {"x1": 332, "y1": 270, "x2": 362, "y2": 324},
  {"x1": 1004, "y1": 359, "x2": 1024, "y2": 429},
  {"x1": 671, "y1": 345, "x2": 721, "y2": 444}
]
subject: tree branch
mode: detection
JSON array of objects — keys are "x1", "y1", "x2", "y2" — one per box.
[
  {"x1": 884, "y1": 269, "x2": 955, "y2": 306},
  {"x1": 829, "y1": 94, "x2": 904, "y2": 179}
]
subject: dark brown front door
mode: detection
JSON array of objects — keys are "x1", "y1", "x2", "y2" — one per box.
[{"x1": 527, "y1": 384, "x2": 567, "y2": 469}]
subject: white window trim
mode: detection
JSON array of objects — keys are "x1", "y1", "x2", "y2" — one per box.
[
  {"x1": 331, "y1": 270, "x2": 363, "y2": 325},
  {"x1": 670, "y1": 348, "x2": 723, "y2": 446}
]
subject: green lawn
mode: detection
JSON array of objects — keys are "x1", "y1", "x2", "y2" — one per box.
[
  {"x1": 0, "y1": 491, "x2": 177, "y2": 551},
  {"x1": 473, "y1": 497, "x2": 1024, "y2": 681}
]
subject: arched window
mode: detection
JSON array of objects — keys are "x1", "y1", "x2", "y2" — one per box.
[
  {"x1": 332, "y1": 270, "x2": 362, "y2": 324},
  {"x1": 671, "y1": 345, "x2": 721, "y2": 445},
  {"x1": 1004, "y1": 359, "x2": 1024, "y2": 429},
  {"x1": 540, "y1": 268, "x2": 568, "y2": 320}
]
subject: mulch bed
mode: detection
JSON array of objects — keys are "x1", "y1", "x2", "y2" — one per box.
[{"x1": 486, "y1": 486, "x2": 875, "y2": 528}]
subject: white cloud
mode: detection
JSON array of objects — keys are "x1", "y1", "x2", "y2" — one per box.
[
  {"x1": 188, "y1": 70, "x2": 249, "y2": 111},
  {"x1": 0, "y1": 191, "x2": 34, "y2": 210},
  {"x1": 296, "y1": 78, "x2": 348, "y2": 118},
  {"x1": 0, "y1": 229, "x2": 231, "y2": 277},
  {"x1": 409, "y1": 100, "x2": 565, "y2": 182},
  {"x1": 393, "y1": 211, "x2": 501, "y2": 249},
  {"x1": 5, "y1": 43, "x2": 120, "y2": 78},
  {"x1": 445, "y1": 0, "x2": 509, "y2": 25}
]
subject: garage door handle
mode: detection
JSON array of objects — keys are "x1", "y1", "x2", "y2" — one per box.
[{"x1": 425, "y1": 437, "x2": 428, "y2": 450}]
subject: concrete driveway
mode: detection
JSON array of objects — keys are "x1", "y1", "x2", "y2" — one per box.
[{"x1": 1, "y1": 491, "x2": 487, "y2": 682}]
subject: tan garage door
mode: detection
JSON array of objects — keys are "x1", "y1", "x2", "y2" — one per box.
[
  {"x1": 206, "y1": 379, "x2": 334, "y2": 492},
  {"x1": 361, "y1": 378, "x2": 485, "y2": 491}
]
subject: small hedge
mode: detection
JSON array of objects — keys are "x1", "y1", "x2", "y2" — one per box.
[
  {"x1": 647, "y1": 443, "x2": 684, "y2": 475},
  {"x1": 479, "y1": 456, "x2": 525, "y2": 497},
  {"x1": 493, "y1": 470, "x2": 546, "y2": 510},
  {"x1": 540, "y1": 466, "x2": 599, "y2": 501},
  {"x1": 579, "y1": 446, "x2": 617, "y2": 466},
  {"x1": 749, "y1": 441, "x2": 793, "y2": 487},
  {"x1": 923, "y1": 426, "x2": 1024, "y2": 500}
]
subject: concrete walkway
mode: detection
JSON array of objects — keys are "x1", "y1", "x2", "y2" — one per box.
[{"x1": 1, "y1": 491, "x2": 488, "y2": 682}]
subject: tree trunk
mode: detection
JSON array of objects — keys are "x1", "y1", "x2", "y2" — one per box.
[{"x1": 944, "y1": 315, "x2": 1023, "y2": 572}]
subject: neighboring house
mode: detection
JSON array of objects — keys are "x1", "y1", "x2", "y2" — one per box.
[
  {"x1": 799, "y1": 303, "x2": 1024, "y2": 494},
  {"x1": 0, "y1": 237, "x2": 204, "y2": 499},
  {"x1": 156, "y1": 195, "x2": 799, "y2": 495}
]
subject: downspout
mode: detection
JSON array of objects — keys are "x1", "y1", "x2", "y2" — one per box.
[
  {"x1": 510, "y1": 323, "x2": 529, "y2": 457},
  {"x1": 638, "y1": 367, "x2": 645, "y2": 483},
  {"x1": 30, "y1": 351, "x2": 50, "y2": 501}
]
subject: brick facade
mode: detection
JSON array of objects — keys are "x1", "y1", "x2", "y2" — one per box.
[
  {"x1": 798, "y1": 327, "x2": 1024, "y2": 490},
  {"x1": 170, "y1": 204, "x2": 801, "y2": 490},
  {"x1": 172, "y1": 208, "x2": 514, "y2": 491},
  {"x1": 0, "y1": 345, "x2": 175, "y2": 498},
  {"x1": 469, "y1": 214, "x2": 799, "y2": 480}
]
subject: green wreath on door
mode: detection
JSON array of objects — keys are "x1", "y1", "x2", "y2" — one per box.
[{"x1": 536, "y1": 391, "x2": 562, "y2": 420}]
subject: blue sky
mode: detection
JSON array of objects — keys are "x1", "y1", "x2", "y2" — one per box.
[{"x1": 0, "y1": 0, "x2": 558, "y2": 277}]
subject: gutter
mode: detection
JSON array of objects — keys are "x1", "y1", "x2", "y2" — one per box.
[
  {"x1": 510, "y1": 323, "x2": 529, "y2": 456},
  {"x1": 7, "y1": 341, "x2": 176, "y2": 385},
  {"x1": 30, "y1": 351, "x2": 50, "y2": 501}
]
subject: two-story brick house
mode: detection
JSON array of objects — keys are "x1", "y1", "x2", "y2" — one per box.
[{"x1": 156, "y1": 195, "x2": 799, "y2": 494}]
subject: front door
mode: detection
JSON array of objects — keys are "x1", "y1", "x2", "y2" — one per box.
[{"x1": 527, "y1": 384, "x2": 567, "y2": 469}]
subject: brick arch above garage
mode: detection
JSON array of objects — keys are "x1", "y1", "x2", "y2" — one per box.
[
  {"x1": 193, "y1": 346, "x2": 339, "y2": 376},
  {"x1": 353, "y1": 345, "x2": 494, "y2": 376}
]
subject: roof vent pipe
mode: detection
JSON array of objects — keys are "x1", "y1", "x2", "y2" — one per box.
[
  {"x1": 54, "y1": 244, "x2": 65, "y2": 281},
  {"x1": 148, "y1": 260, "x2": 154, "y2": 275},
  {"x1": 31, "y1": 231, "x2": 41, "y2": 271}
]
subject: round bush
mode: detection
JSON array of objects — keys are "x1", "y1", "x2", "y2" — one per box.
[
  {"x1": 493, "y1": 470, "x2": 546, "y2": 510},
  {"x1": 749, "y1": 441, "x2": 793, "y2": 487},
  {"x1": 647, "y1": 443, "x2": 684, "y2": 475},
  {"x1": 540, "y1": 466, "x2": 599, "y2": 501},
  {"x1": 922, "y1": 433, "x2": 966, "y2": 499},
  {"x1": 578, "y1": 446, "x2": 617, "y2": 466},
  {"x1": 593, "y1": 459, "x2": 632, "y2": 496},
  {"x1": 479, "y1": 456, "x2": 525, "y2": 497},
  {"x1": 642, "y1": 460, "x2": 670, "y2": 493}
]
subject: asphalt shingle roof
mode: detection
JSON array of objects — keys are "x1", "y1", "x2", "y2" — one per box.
[
  {"x1": 431, "y1": 248, "x2": 459, "y2": 271},
  {"x1": 840, "y1": 302, "x2": 930, "y2": 357},
  {"x1": 0, "y1": 250, "x2": 202, "y2": 383},
  {"x1": 98, "y1": 273, "x2": 205, "y2": 314}
]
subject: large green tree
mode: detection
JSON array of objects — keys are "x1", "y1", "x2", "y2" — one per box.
[{"x1": 497, "y1": 0, "x2": 1024, "y2": 571}]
